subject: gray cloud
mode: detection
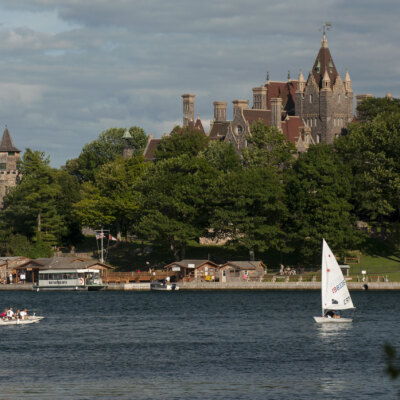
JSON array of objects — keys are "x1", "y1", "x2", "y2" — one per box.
[{"x1": 0, "y1": 0, "x2": 398, "y2": 166}]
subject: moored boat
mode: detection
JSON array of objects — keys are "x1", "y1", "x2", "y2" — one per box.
[
  {"x1": 34, "y1": 268, "x2": 107, "y2": 291},
  {"x1": 150, "y1": 279, "x2": 179, "y2": 291}
]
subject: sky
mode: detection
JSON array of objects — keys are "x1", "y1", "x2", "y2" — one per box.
[{"x1": 0, "y1": 0, "x2": 399, "y2": 167}]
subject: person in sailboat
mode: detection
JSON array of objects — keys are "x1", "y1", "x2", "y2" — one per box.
[{"x1": 325, "y1": 309, "x2": 340, "y2": 319}]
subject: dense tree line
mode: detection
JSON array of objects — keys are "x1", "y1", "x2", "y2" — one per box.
[{"x1": 1, "y1": 98, "x2": 399, "y2": 266}]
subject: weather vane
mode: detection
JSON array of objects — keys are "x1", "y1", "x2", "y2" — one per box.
[{"x1": 319, "y1": 22, "x2": 332, "y2": 36}]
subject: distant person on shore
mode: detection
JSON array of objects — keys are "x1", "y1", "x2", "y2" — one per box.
[{"x1": 7, "y1": 307, "x2": 14, "y2": 320}]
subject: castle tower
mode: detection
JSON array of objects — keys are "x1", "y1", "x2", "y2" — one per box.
[
  {"x1": 182, "y1": 94, "x2": 195, "y2": 127},
  {"x1": 295, "y1": 32, "x2": 354, "y2": 144},
  {"x1": 0, "y1": 127, "x2": 21, "y2": 208}
]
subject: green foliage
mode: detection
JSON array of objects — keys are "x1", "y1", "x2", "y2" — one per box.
[
  {"x1": 357, "y1": 97, "x2": 400, "y2": 123},
  {"x1": 64, "y1": 126, "x2": 147, "y2": 182},
  {"x1": 1, "y1": 234, "x2": 53, "y2": 258},
  {"x1": 286, "y1": 144, "x2": 362, "y2": 264},
  {"x1": 335, "y1": 112, "x2": 400, "y2": 222},
  {"x1": 242, "y1": 121, "x2": 296, "y2": 170},
  {"x1": 73, "y1": 156, "x2": 147, "y2": 232},
  {"x1": 211, "y1": 166, "x2": 288, "y2": 255},
  {"x1": 155, "y1": 126, "x2": 209, "y2": 161},
  {"x1": 135, "y1": 154, "x2": 215, "y2": 259},
  {"x1": 2, "y1": 149, "x2": 81, "y2": 245},
  {"x1": 201, "y1": 140, "x2": 241, "y2": 172}
]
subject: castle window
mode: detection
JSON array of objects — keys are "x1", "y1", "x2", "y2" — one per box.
[
  {"x1": 309, "y1": 94, "x2": 313, "y2": 103},
  {"x1": 316, "y1": 134, "x2": 321, "y2": 143},
  {"x1": 338, "y1": 94, "x2": 341, "y2": 103},
  {"x1": 329, "y1": 60, "x2": 333, "y2": 74},
  {"x1": 8, "y1": 152, "x2": 15, "y2": 156},
  {"x1": 316, "y1": 60, "x2": 320, "y2": 74},
  {"x1": 235, "y1": 125, "x2": 243, "y2": 134},
  {"x1": 0, "y1": 163, "x2": 6, "y2": 170},
  {"x1": 314, "y1": 118, "x2": 317, "y2": 127},
  {"x1": 333, "y1": 118, "x2": 336, "y2": 127}
]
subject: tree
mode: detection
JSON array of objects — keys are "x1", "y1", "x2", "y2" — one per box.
[
  {"x1": 286, "y1": 144, "x2": 361, "y2": 265},
  {"x1": 154, "y1": 126, "x2": 209, "y2": 161},
  {"x1": 135, "y1": 154, "x2": 215, "y2": 260},
  {"x1": 2, "y1": 149, "x2": 81, "y2": 245},
  {"x1": 357, "y1": 97, "x2": 400, "y2": 123},
  {"x1": 64, "y1": 126, "x2": 147, "y2": 182},
  {"x1": 335, "y1": 112, "x2": 400, "y2": 222},
  {"x1": 242, "y1": 121, "x2": 296, "y2": 171},
  {"x1": 210, "y1": 166, "x2": 288, "y2": 257},
  {"x1": 200, "y1": 140, "x2": 241, "y2": 172},
  {"x1": 73, "y1": 156, "x2": 147, "y2": 236}
]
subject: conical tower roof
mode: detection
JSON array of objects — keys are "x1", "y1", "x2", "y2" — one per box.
[
  {"x1": 311, "y1": 34, "x2": 338, "y2": 89},
  {"x1": 0, "y1": 127, "x2": 21, "y2": 152}
]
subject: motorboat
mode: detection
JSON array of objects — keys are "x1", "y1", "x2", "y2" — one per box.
[
  {"x1": 150, "y1": 279, "x2": 179, "y2": 291},
  {"x1": 0, "y1": 315, "x2": 44, "y2": 325}
]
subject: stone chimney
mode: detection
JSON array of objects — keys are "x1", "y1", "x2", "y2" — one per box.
[
  {"x1": 232, "y1": 100, "x2": 249, "y2": 117},
  {"x1": 182, "y1": 94, "x2": 195, "y2": 127},
  {"x1": 213, "y1": 101, "x2": 227, "y2": 122},
  {"x1": 252, "y1": 86, "x2": 267, "y2": 110},
  {"x1": 271, "y1": 98, "x2": 282, "y2": 131}
]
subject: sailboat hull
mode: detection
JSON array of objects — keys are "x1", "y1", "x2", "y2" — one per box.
[{"x1": 313, "y1": 316, "x2": 353, "y2": 323}]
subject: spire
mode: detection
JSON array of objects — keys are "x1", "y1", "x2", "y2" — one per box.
[
  {"x1": 344, "y1": 68, "x2": 352, "y2": 92},
  {"x1": 266, "y1": 71, "x2": 270, "y2": 83},
  {"x1": 297, "y1": 69, "x2": 306, "y2": 92},
  {"x1": 321, "y1": 33, "x2": 328, "y2": 48},
  {"x1": 0, "y1": 126, "x2": 21, "y2": 152},
  {"x1": 321, "y1": 68, "x2": 331, "y2": 91}
]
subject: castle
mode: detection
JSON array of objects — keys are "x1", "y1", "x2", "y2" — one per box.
[
  {"x1": 0, "y1": 127, "x2": 20, "y2": 207},
  {"x1": 178, "y1": 33, "x2": 355, "y2": 154}
]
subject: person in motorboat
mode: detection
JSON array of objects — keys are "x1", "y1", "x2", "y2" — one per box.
[
  {"x1": 7, "y1": 307, "x2": 14, "y2": 320},
  {"x1": 20, "y1": 308, "x2": 28, "y2": 320},
  {"x1": 0, "y1": 308, "x2": 7, "y2": 320}
]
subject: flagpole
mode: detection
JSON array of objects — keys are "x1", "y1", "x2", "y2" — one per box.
[{"x1": 100, "y1": 227, "x2": 104, "y2": 263}]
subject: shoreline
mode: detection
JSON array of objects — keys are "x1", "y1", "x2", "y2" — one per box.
[{"x1": 2, "y1": 281, "x2": 400, "y2": 291}]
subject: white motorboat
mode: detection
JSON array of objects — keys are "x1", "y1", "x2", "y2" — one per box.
[
  {"x1": 313, "y1": 239, "x2": 355, "y2": 323},
  {"x1": 150, "y1": 279, "x2": 179, "y2": 291},
  {"x1": 0, "y1": 316, "x2": 44, "y2": 326}
]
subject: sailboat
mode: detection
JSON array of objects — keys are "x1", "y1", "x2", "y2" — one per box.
[{"x1": 313, "y1": 239, "x2": 355, "y2": 323}]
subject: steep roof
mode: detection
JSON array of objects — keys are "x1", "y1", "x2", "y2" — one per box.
[
  {"x1": 0, "y1": 127, "x2": 20, "y2": 152},
  {"x1": 265, "y1": 81, "x2": 297, "y2": 114},
  {"x1": 281, "y1": 116, "x2": 304, "y2": 143},
  {"x1": 311, "y1": 34, "x2": 339, "y2": 89},
  {"x1": 243, "y1": 109, "x2": 271, "y2": 126},
  {"x1": 143, "y1": 138, "x2": 162, "y2": 161},
  {"x1": 209, "y1": 121, "x2": 230, "y2": 139}
]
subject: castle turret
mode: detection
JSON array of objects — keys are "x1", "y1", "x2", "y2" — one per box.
[
  {"x1": 0, "y1": 127, "x2": 21, "y2": 208},
  {"x1": 252, "y1": 86, "x2": 268, "y2": 110}
]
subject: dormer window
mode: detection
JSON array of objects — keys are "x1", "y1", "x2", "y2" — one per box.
[
  {"x1": 316, "y1": 60, "x2": 320, "y2": 74},
  {"x1": 329, "y1": 60, "x2": 333, "y2": 74},
  {"x1": 235, "y1": 125, "x2": 243, "y2": 134},
  {"x1": 8, "y1": 152, "x2": 15, "y2": 156}
]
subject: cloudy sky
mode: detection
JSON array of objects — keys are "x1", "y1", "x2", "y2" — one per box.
[{"x1": 0, "y1": 0, "x2": 398, "y2": 167}]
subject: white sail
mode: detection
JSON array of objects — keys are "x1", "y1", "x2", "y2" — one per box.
[{"x1": 321, "y1": 239, "x2": 354, "y2": 312}]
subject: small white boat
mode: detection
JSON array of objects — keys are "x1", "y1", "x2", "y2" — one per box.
[
  {"x1": 150, "y1": 279, "x2": 179, "y2": 291},
  {"x1": 313, "y1": 239, "x2": 355, "y2": 323},
  {"x1": 0, "y1": 316, "x2": 44, "y2": 326}
]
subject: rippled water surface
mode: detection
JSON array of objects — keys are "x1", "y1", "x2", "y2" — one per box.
[{"x1": 0, "y1": 290, "x2": 399, "y2": 399}]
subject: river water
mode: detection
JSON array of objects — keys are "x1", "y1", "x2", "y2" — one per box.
[{"x1": 0, "y1": 290, "x2": 399, "y2": 399}]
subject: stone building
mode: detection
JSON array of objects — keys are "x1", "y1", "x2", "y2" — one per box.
[
  {"x1": 188, "y1": 33, "x2": 354, "y2": 152},
  {"x1": 0, "y1": 127, "x2": 20, "y2": 208}
]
